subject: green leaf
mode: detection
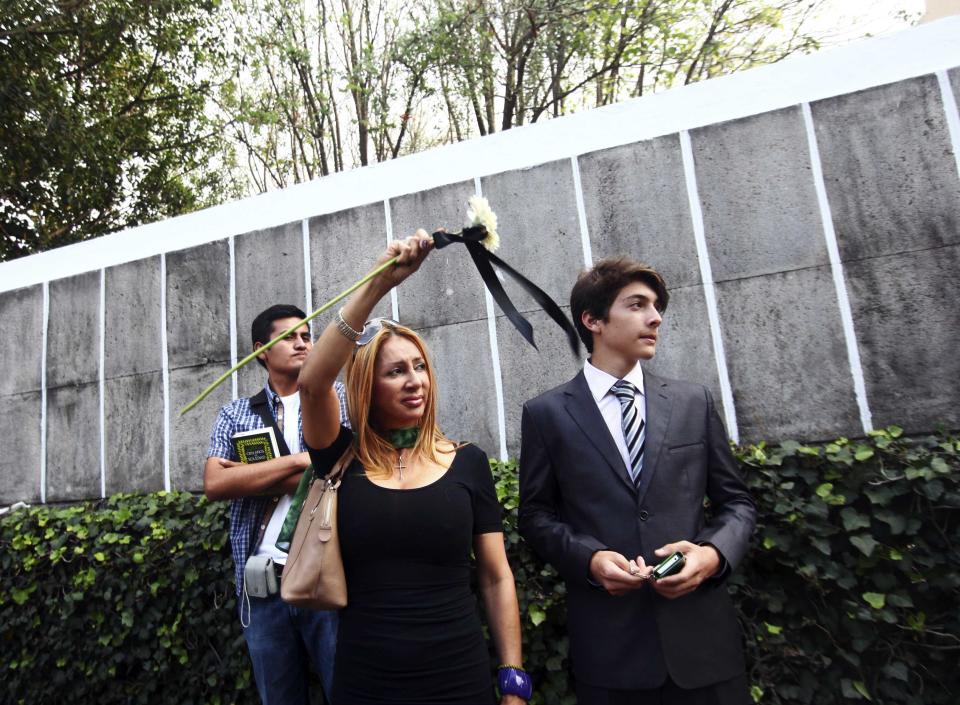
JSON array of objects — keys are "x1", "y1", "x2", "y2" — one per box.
[
  {"x1": 841, "y1": 679, "x2": 871, "y2": 700},
  {"x1": 888, "y1": 425, "x2": 903, "y2": 438},
  {"x1": 875, "y1": 510, "x2": 905, "y2": 534},
  {"x1": 750, "y1": 685, "x2": 764, "y2": 703},
  {"x1": 883, "y1": 661, "x2": 908, "y2": 682},
  {"x1": 764, "y1": 622, "x2": 782, "y2": 635},
  {"x1": 854, "y1": 445, "x2": 874, "y2": 461},
  {"x1": 815, "y1": 483, "x2": 834, "y2": 498},
  {"x1": 528, "y1": 604, "x2": 546, "y2": 626},
  {"x1": 931, "y1": 457, "x2": 950, "y2": 474},
  {"x1": 862, "y1": 592, "x2": 885, "y2": 609},
  {"x1": 850, "y1": 535, "x2": 877, "y2": 557},
  {"x1": 887, "y1": 593, "x2": 913, "y2": 608},
  {"x1": 810, "y1": 537, "x2": 832, "y2": 555},
  {"x1": 840, "y1": 508, "x2": 870, "y2": 532}
]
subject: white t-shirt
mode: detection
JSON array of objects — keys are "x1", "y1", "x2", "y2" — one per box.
[{"x1": 255, "y1": 391, "x2": 303, "y2": 565}]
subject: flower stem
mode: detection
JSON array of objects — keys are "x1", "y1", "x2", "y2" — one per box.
[{"x1": 179, "y1": 255, "x2": 399, "y2": 416}]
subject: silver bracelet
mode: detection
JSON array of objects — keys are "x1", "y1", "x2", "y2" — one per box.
[{"x1": 335, "y1": 308, "x2": 362, "y2": 342}]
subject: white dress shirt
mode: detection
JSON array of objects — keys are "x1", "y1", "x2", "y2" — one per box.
[
  {"x1": 255, "y1": 390, "x2": 302, "y2": 564},
  {"x1": 583, "y1": 359, "x2": 646, "y2": 474}
]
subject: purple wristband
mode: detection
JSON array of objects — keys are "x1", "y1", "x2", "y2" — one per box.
[{"x1": 497, "y1": 666, "x2": 533, "y2": 701}]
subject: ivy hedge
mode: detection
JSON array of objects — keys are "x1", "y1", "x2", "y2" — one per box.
[{"x1": 1, "y1": 426, "x2": 957, "y2": 705}]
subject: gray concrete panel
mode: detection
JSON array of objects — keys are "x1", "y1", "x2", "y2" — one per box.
[
  {"x1": 951, "y1": 67, "x2": 960, "y2": 111},
  {"x1": 692, "y1": 107, "x2": 830, "y2": 282},
  {"x1": 844, "y1": 245, "x2": 960, "y2": 434},
  {"x1": 309, "y1": 202, "x2": 392, "y2": 332},
  {"x1": 47, "y1": 272, "x2": 99, "y2": 387},
  {"x1": 0, "y1": 284, "x2": 42, "y2": 397},
  {"x1": 235, "y1": 222, "x2": 306, "y2": 396},
  {"x1": 45, "y1": 382, "x2": 100, "y2": 502},
  {"x1": 644, "y1": 285, "x2": 724, "y2": 419},
  {"x1": 481, "y1": 160, "x2": 585, "y2": 313},
  {"x1": 0, "y1": 392, "x2": 41, "y2": 504},
  {"x1": 418, "y1": 319, "x2": 500, "y2": 458},
  {"x1": 169, "y1": 364, "x2": 232, "y2": 492},
  {"x1": 578, "y1": 135, "x2": 702, "y2": 289},
  {"x1": 812, "y1": 75, "x2": 960, "y2": 261},
  {"x1": 166, "y1": 240, "x2": 231, "y2": 369},
  {"x1": 496, "y1": 308, "x2": 583, "y2": 458},
  {"x1": 104, "y1": 372, "x2": 164, "y2": 494},
  {"x1": 104, "y1": 258, "x2": 162, "y2": 377},
  {"x1": 715, "y1": 267, "x2": 862, "y2": 443},
  {"x1": 0, "y1": 285, "x2": 42, "y2": 503},
  {"x1": 389, "y1": 181, "x2": 487, "y2": 329}
]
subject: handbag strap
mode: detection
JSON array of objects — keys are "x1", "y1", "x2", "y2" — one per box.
[{"x1": 321, "y1": 446, "x2": 354, "y2": 487}]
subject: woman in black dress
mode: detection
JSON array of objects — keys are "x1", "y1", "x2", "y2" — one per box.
[{"x1": 299, "y1": 231, "x2": 529, "y2": 705}]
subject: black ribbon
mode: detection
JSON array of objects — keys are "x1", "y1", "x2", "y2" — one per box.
[{"x1": 432, "y1": 226, "x2": 581, "y2": 356}]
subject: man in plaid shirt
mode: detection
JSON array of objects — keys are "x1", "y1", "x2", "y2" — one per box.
[{"x1": 206, "y1": 304, "x2": 348, "y2": 705}]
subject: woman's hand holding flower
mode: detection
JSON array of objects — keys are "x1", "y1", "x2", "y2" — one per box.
[{"x1": 371, "y1": 229, "x2": 434, "y2": 293}]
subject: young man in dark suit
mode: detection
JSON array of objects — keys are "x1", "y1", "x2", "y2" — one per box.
[{"x1": 518, "y1": 257, "x2": 756, "y2": 705}]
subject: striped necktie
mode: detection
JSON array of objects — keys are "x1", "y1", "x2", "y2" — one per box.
[{"x1": 612, "y1": 380, "x2": 645, "y2": 486}]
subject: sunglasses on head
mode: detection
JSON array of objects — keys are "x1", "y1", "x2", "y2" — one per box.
[{"x1": 356, "y1": 317, "x2": 400, "y2": 346}]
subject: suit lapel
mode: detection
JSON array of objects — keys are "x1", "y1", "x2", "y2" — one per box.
[
  {"x1": 563, "y1": 371, "x2": 637, "y2": 494},
  {"x1": 635, "y1": 370, "x2": 672, "y2": 505}
]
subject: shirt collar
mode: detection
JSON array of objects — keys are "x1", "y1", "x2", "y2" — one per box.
[
  {"x1": 583, "y1": 359, "x2": 645, "y2": 403},
  {"x1": 265, "y1": 382, "x2": 279, "y2": 404}
]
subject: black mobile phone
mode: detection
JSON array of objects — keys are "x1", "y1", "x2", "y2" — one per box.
[{"x1": 651, "y1": 551, "x2": 685, "y2": 580}]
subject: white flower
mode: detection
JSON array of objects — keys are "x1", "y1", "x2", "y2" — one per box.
[{"x1": 465, "y1": 195, "x2": 500, "y2": 252}]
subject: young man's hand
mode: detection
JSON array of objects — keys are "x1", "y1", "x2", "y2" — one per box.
[
  {"x1": 589, "y1": 550, "x2": 652, "y2": 596},
  {"x1": 648, "y1": 541, "x2": 720, "y2": 599}
]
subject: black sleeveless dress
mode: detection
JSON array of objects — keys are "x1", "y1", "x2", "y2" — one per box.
[{"x1": 308, "y1": 427, "x2": 502, "y2": 705}]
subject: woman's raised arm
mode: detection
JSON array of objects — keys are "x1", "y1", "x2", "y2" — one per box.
[{"x1": 299, "y1": 230, "x2": 433, "y2": 449}]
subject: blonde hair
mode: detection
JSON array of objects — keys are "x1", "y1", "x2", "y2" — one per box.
[{"x1": 344, "y1": 323, "x2": 451, "y2": 479}]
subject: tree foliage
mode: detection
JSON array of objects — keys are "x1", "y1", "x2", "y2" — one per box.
[
  {"x1": 0, "y1": 0, "x2": 238, "y2": 262},
  {"x1": 214, "y1": 0, "x2": 829, "y2": 190},
  {"x1": 2, "y1": 0, "x2": 856, "y2": 256}
]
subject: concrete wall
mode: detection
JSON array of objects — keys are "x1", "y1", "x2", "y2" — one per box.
[{"x1": 1, "y1": 21, "x2": 959, "y2": 504}]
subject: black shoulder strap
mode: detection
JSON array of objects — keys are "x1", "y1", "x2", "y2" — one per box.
[{"x1": 249, "y1": 389, "x2": 292, "y2": 457}]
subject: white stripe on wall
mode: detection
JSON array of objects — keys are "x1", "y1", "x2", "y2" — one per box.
[
  {"x1": 160, "y1": 254, "x2": 171, "y2": 491},
  {"x1": 99, "y1": 269, "x2": 106, "y2": 497},
  {"x1": 802, "y1": 102, "x2": 873, "y2": 434},
  {"x1": 679, "y1": 130, "x2": 740, "y2": 444},
  {"x1": 229, "y1": 236, "x2": 238, "y2": 401},
  {"x1": 384, "y1": 199, "x2": 399, "y2": 321},
  {"x1": 571, "y1": 156, "x2": 593, "y2": 269},
  {"x1": 477, "y1": 176, "x2": 508, "y2": 461},
  {"x1": 302, "y1": 219, "x2": 313, "y2": 324},
  {"x1": 936, "y1": 71, "x2": 960, "y2": 181},
  {"x1": 40, "y1": 282, "x2": 49, "y2": 503}
]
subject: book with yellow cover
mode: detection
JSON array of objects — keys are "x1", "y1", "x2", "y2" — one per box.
[{"x1": 231, "y1": 427, "x2": 280, "y2": 464}]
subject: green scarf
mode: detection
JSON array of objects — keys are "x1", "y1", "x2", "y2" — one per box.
[{"x1": 387, "y1": 427, "x2": 420, "y2": 449}]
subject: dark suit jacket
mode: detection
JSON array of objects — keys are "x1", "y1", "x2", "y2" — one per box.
[{"x1": 518, "y1": 369, "x2": 756, "y2": 690}]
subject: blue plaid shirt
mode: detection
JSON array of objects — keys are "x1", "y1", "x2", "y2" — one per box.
[{"x1": 207, "y1": 382, "x2": 349, "y2": 593}]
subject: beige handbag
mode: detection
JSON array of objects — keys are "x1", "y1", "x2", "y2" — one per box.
[{"x1": 280, "y1": 448, "x2": 353, "y2": 610}]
